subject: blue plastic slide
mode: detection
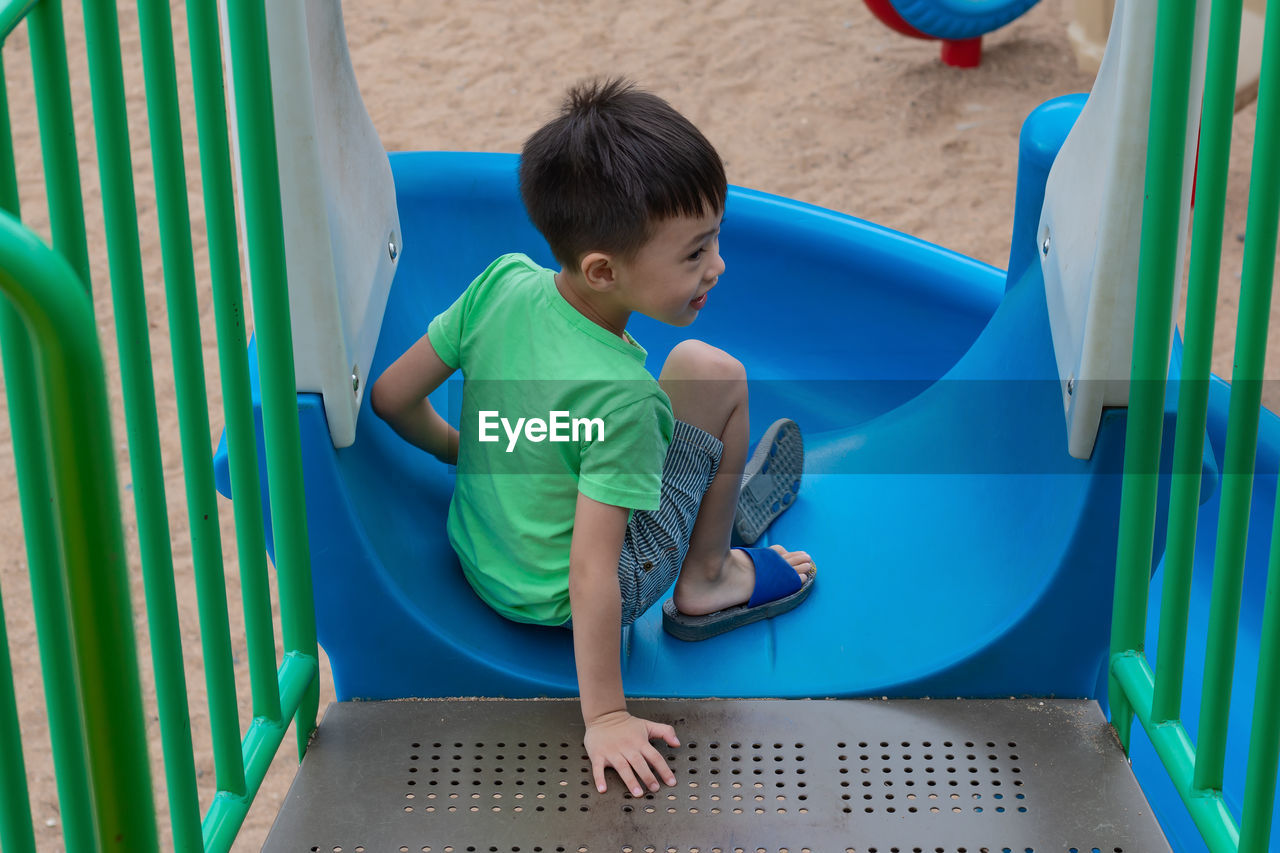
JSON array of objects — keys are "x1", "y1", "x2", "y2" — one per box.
[{"x1": 219, "y1": 93, "x2": 1211, "y2": 704}]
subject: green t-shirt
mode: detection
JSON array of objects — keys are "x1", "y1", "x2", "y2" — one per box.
[{"x1": 427, "y1": 253, "x2": 675, "y2": 625}]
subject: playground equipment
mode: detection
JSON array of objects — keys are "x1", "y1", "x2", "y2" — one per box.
[
  {"x1": 0, "y1": 0, "x2": 1279, "y2": 852},
  {"x1": 862, "y1": 0, "x2": 1041, "y2": 67}
]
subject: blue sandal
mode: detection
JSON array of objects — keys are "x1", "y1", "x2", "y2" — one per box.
[{"x1": 661, "y1": 546, "x2": 815, "y2": 641}]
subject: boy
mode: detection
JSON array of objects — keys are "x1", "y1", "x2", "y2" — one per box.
[{"x1": 371, "y1": 78, "x2": 814, "y2": 800}]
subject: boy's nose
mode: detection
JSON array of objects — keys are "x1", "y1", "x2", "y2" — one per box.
[{"x1": 709, "y1": 250, "x2": 726, "y2": 279}]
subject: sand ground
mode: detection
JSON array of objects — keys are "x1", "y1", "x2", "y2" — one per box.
[{"x1": 0, "y1": 0, "x2": 1272, "y2": 849}]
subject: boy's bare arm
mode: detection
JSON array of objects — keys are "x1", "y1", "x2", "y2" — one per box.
[
  {"x1": 570, "y1": 493, "x2": 679, "y2": 796},
  {"x1": 370, "y1": 333, "x2": 459, "y2": 464}
]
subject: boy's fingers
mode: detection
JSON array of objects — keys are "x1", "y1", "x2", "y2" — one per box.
[
  {"x1": 612, "y1": 757, "x2": 645, "y2": 798},
  {"x1": 648, "y1": 720, "x2": 680, "y2": 747},
  {"x1": 628, "y1": 752, "x2": 661, "y2": 792},
  {"x1": 642, "y1": 744, "x2": 677, "y2": 787},
  {"x1": 592, "y1": 759, "x2": 608, "y2": 794}
]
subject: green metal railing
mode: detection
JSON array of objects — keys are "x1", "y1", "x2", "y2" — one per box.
[
  {"x1": 1111, "y1": 0, "x2": 1280, "y2": 851},
  {"x1": 0, "y1": 0, "x2": 318, "y2": 850}
]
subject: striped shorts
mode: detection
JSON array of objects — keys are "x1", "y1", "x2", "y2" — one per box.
[{"x1": 564, "y1": 420, "x2": 723, "y2": 629}]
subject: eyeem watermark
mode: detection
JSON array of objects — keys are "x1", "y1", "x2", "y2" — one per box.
[{"x1": 478, "y1": 410, "x2": 605, "y2": 452}]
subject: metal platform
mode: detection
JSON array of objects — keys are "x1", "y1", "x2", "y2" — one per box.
[{"x1": 264, "y1": 698, "x2": 1170, "y2": 853}]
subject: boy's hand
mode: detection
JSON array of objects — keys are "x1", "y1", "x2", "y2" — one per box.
[{"x1": 584, "y1": 710, "x2": 679, "y2": 797}]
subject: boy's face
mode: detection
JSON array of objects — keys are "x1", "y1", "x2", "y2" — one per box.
[{"x1": 612, "y1": 208, "x2": 725, "y2": 327}]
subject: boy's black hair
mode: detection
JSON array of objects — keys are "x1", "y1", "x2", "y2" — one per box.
[{"x1": 519, "y1": 78, "x2": 727, "y2": 269}]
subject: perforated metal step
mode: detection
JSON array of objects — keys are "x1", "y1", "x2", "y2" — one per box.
[{"x1": 263, "y1": 698, "x2": 1170, "y2": 853}]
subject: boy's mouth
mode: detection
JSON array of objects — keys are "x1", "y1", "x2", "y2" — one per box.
[{"x1": 690, "y1": 293, "x2": 708, "y2": 309}]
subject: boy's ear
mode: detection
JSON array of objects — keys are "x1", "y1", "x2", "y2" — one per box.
[{"x1": 579, "y1": 252, "x2": 617, "y2": 292}]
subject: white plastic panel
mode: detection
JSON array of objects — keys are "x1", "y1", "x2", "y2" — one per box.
[
  {"x1": 1040, "y1": 0, "x2": 1209, "y2": 459},
  {"x1": 228, "y1": 0, "x2": 399, "y2": 448}
]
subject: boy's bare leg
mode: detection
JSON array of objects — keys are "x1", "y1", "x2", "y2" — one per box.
[{"x1": 658, "y1": 341, "x2": 813, "y2": 616}]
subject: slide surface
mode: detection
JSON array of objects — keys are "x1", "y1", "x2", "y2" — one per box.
[{"x1": 220, "y1": 99, "x2": 1204, "y2": 703}]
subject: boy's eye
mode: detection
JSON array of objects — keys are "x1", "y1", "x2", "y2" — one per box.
[{"x1": 687, "y1": 228, "x2": 720, "y2": 262}]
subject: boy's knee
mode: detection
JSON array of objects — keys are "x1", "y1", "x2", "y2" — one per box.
[{"x1": 661, "y1": 340, "x2": 746, "y2": 384}]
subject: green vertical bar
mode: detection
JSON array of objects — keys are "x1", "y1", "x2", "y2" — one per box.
[
  {"x1": 1, "y1": 24, "x2": 96, "y2": 852},
  {"x1": 129, "y1": 0, "x2": 220, "y2": 845},
  {"x1": 1110, "y1": 0, "x2": 1197, "y2": 750},
  {"x1": 1221, "y1": 0, "x2": 1280, "y2": 825},
  {"x1": 1241, "y1": 492, "x2": 1280, "y2": 851},
  {"x1": 0, "y1": 212, "x2": 159, "y2": 851},
  {"x1": 0, "y1": 44, "x2": 17, "y2": 217},
  {"x1": 80, "y1": 0, "x2": 247, "y2": 797},
  {"x1": 225, "y1": 0, "x2": 319, "y2": 758},
  {"x1": 25, "y1": 0, "x2": 89, "y2": 286},
  {"x1": 0, "y1": 588, "x2": 36, "y2": 853},
  {"x1": 0, "y1": 52, "x2": 37, "y2": 853},
  {"x1": 185, "y1": 0, "x2": 281, "y2": 724},
  {"x1": 0, "y1": 48, "x2": 15, "y2": 216},
  {"x1": 1194, "y1": 0, "x2": 1280, "y2": 794},
  {"x1": 1152, "y1": 0, "x2": 1243, "y2": 726}
]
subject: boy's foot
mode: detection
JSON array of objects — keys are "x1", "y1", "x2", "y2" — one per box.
[
  {"x1": 663, "y1": 545, "x2": 815, "y2": 641},
  {"x1": 734, "y1": 418, "x2": 803, "y2": 546}
]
